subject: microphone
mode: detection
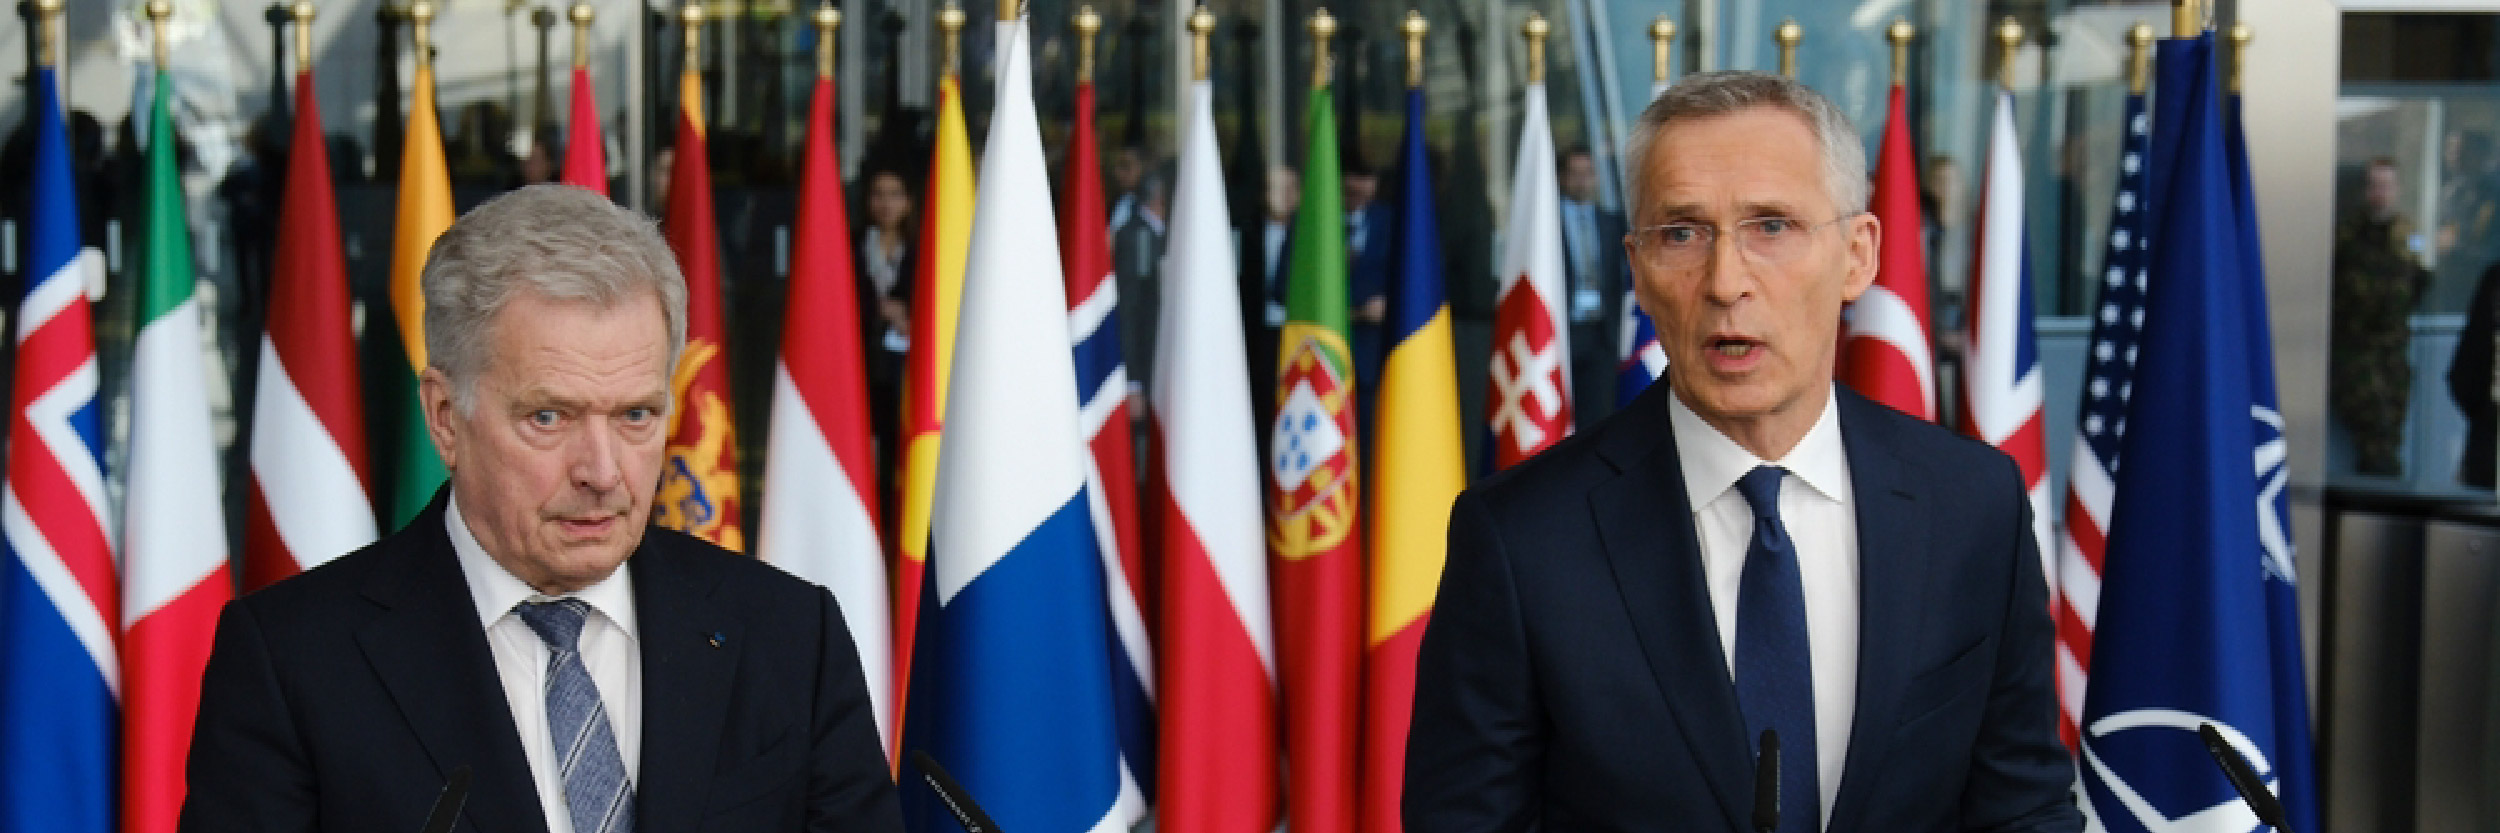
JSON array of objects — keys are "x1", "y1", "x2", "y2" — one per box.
[
  {"x1": 1753, "y1": 730, "x2": 1779, "y2": 833},
  {"x1": 417, "y1": 765, "x2": 472, "y2": 833},
  {"x1": 910, "y1": 750, "x2": 1005, "y2": 833},
  {"x1": 2198, "y1": 723, "x2": 2294, "y2": 833}
]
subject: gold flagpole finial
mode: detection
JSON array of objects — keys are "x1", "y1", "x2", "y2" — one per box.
[
  {"x1": 1995, "y1": 17, "x2": 2022, "y2": 89},
  {"x1": 999, "y1": 0, "x2": 1018, "y2": 23},
  {"x1": 1403, "y1": 10, "x2": 1427, "y2": 89},
  {"x1": 291, "y1": 2, "x2": 317, "y2": 74},
  {"x1": 1309, "y1": 8, "x2": 1336, "y2": 88},
  {"x1": 2127, "y1": 22, "x2": 2154, "y2": 95},
  {"x1": 680, "y1": 2, "x2": 706, "y2": 73},
  {"x1": 939, "y1": 1, "x2": 965, "y2": 78},
  {"x1": 145, "y1": 0, "x2": 175, "y2": 68},
  {"x1": 1190, "y1": 6, "x2": 1216, "y2": 82},
  {"x1": 1075, "y1": 6, "x2": 1100, "y2": 83},
  {"x1": 409, "y1": 0, "x2": 435, "y2": 65},
  {"x1": 1774, "y1": 19, "x2": 1801, "y2": 78},
  {"x1": 2229, "y1": 22, "x2": 2251, "y2": 93},
  {"x1": 1887, "y1": 20, "x2": 1914, "y2": 87},
  {"x1": 31, "y1": 0, "x2": 59, "y2": 67},
  {"x1": 570, "y1": 3, "x2": 595, "y2": 70},
  {"x1": 812, "y1": 3, "x2": 839, "y2": 79},
  {"x1": 1649, "y1": 16, "x2": 1675, "y2": 85},
  {"x1": 1523, "y1": 11, "x2": 1549, "y2": 85},
  {"x1": 2173, "y1": 0, "x2": 2199, "y2": 39}
]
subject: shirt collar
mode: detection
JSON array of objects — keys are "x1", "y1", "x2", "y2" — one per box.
[
  {"x1": 447, "y1": 493, "x2": 639, "y2": 640},
  {"x1": 1667, "y1": 385, "x2": 1852, "y2": 511}
]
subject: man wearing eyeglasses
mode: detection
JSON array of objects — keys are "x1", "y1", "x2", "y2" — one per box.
[{"x1": 1404, "y1": 71, "x2": 2079, "y2": 833}]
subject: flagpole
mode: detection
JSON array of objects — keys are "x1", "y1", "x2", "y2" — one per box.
[
  {"x1": 1888, "y1": 19, "x2": 1913, "y2": 87},
  {"x1": 815, "y1": 2, "x2": 839, "y2": 79},
  {"x1": 2228, "y1": 23, "x2": 2251, "y2": 94},
  {"x1": 572, "y1": 2, "x2": 593, "y2": 69},
  {"x1": 941, "y1": 1, "x2": 963, "y2": 80},
  {"x1": 2174, "y1": 0, "x2": 2200, "y2": 39},
  {"x1": 1521, "y1": 11, "x2": 1544, "y2": 85},
  {"x1": 2129, "y1": 22, "x2": 2154, "y2": 95},
  {"x1": 1311, "y1": 7, "x2": 1334, "y2": 88},
  {"x1": 1996, "y1": 18, "x2": 2022, "y2": 90},
  {"x1": 1077, "y1": 4, "x2": 1099, "y2": 83},
  {"x1": 1774, "y1": 19, "x2": 1800, "y2": 78},
  {"x1": 1650, "y1": 16, "x2": 1675, "y2": 87}
]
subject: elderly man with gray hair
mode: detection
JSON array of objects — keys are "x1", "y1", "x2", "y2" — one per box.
[
  {"x1": 182, "y1": 185, "x2": 902, "y2": 833},
  {"x1": 1404, "y1": 72, "x2": 2078, "y2": 833}
]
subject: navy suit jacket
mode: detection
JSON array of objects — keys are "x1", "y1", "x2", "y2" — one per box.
[
  {"x1": 1405, "y1": 385, "x2": 2079, "y2": 833},
  {"x1": 179, "y1": 491, "x2": 902, "y2": 833}
]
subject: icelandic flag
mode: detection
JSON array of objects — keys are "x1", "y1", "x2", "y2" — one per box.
[
  {"x1": 899, "y1": 16, "x2": 1138, "y2": 833},
  {"x1": 0, "y1": 61, "x2": 117, "y2": 833},
  {"x1": 2079, "y1": 33, "x2": 2317, "y2": 833}
]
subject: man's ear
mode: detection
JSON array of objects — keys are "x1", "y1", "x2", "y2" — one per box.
[
  {"x1": 1841, "y1": 212, "x2": 1881, "y2": 303},
  {"x1": 418, "y1": 368, "x2": 459, "y2": 472}
]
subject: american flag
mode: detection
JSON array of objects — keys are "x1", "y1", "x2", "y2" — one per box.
[{"x1": 2057, "y1": 97, "x2": 2152, "y2": 751}]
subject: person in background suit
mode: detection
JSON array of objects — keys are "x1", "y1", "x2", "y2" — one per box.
[
  {"x1": 1113, "y1": 167, "x2": 1169, "y2": 413},
  {"x1": 857, "y1": 168, "x2": 918, "y2": 479},
  {"x1": 1559, "y1": 147, "x2": 1629, "y2": 427},
  {"x1": 181, "y1": 184, "x2": 901, "y2": 833},
  {"x1": 1405, "y1": 72, "x2": 2078, "y2": 833}
]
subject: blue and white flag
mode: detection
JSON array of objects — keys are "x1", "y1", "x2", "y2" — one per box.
[
  {"x1": 898, "y1": 15, "x2": 1139, "y2": 833},
  {"x1": 2080, "y1": 32, "x2": 2316, "y2": 833}
]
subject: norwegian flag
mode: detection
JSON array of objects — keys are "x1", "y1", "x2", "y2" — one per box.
[
  {"x1": 1961, "y1": 90, "x2": 2053, "y2": 585},
  {"x1": 1488, "y1": 83, "x2": 1572, "y2": 470},
  {"x1": 2057, "y1": 95, "x2": 2151, "y2": 751}
]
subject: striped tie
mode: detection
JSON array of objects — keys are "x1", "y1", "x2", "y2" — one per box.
[{"x1": 517, "y1": 599, "x2": 636, "y2": 833}]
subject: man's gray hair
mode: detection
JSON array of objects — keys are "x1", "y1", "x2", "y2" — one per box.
[
  {"x1": 1623, "y1": 71, "x2": 1868, "y2": 224},
  {"x1": 422, "y1": 184, "x2": 687, "y2": 410}
]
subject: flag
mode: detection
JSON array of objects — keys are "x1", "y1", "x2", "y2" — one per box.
[
  {"x1": 1839, "y1": 84, "x2": 1936, "y2": 420},
  {"x1": 1272, "y1": 75, "x2": 1361, "y2": 833},
  {"x1": 1618, "y1": 77, "x2": 1669, "y2": 409},
  {"x1": 758, "y1": 57, "x2": 890, "y2": 756},
  {"x1": 1154, "y1": 74, "x2": 1277, "y2": 833},
  {"x1": 2079, "y1": 33, "x2": 2316, "y2": 833},
  {"x1": 1961, "y1": 89, "x2": 2053, "y2": 582},
  {"x1": 0, "y1": 59, "x2": 117, "y2": 833},
  {"x1": 381, "y1": 53, "x2": 452, "y2": 528},
  {"x1": 123, "y1": 60, "x2": 236, "y2": 833},
  {"x1": 893, "y1": 58, "x2": 977, "y2": 755},
  {"x1": 654, "y1": 67, "x2": 743, "y2": 550},
  {"x1": 898, "y1": 19, "x2": 1137, "y2": 832},
  {"x1": 246, "y1": 64, "x2": 376, "y2": 592},
  {"x1": 1361, "y1": 85, "x2": 1465, "y2": 833},
  {"x1": 1487, "y1": 80, "x2": 1570, "y2": 470},
  {"x1": 560, "y1": 64, "x2": 606, "y2": 194},
  {"x1": 2058, "y1": 88, "x2": 2152, "y2": 752},
  {"x1": 1062, "y1": 64, "x2": 1155, "y2": 808}
]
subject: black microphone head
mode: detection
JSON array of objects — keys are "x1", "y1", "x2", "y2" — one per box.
[
  {"x1": 2197, "y1": 723, "x2": 2290, "y2": 831},
  {"x1": 1753, "y1": 730, "x2": 1780, "y2": 833}
]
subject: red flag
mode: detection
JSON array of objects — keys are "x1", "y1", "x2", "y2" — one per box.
[
  {"x1": 244, "y1": 68, "x2": 375, "y2": 591},
  {"x1": 1837, "y1": 85, "x2": 1936, "y2": 420},
  {"x1": 560, "y1": 66, "x2": 606, "y2": 195},
  {"x1": 655, "y1": 73, "x2": 743, "y2": 549}
]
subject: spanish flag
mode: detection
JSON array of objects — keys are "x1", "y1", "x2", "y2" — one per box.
[
  {"x1": 656, "y1": 60, "x2": 743, "y2": 549},
  {"x1": 380, "y1": 44, "x2": 451, "y2": 529},
  {"x1": 893, "y1": 69, "x2": 975, "y2": 754}
]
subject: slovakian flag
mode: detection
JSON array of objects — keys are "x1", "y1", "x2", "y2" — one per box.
[
  {"x1": 1361, "y1": 83, "x2": 1467, "y2": 833},
  {"x1": 1153, "y1": 72, "x2": 1278, "y2": 833},
  {"x1": 124, "y1": 58, "x2": 236, "y2": 833},
  {"x1": 656, "y1": 62, "x2": 744, "y2": 551},
  {"x1": 559, "y1": 54, "x2": 606, "y2": 194},
  {"x1": 246, "y1": 61, "x2": 376, "y2": 592},
  {"x1": 893, "y1": 51, "x2": 977, "y2": 754},
  {"x1": 2080, "y1": 33, "x2": 2316, "y2": 833},
  {"x1": 0, "y1": 57, "x2": 117, "y2": 833},
  {"x1": 1961, "y1": 87, "x2": 2054, "y2": 582},
  {"x1": 2058, "y1": 87, "x2": 2152, "y2": 752},
  {"x1": 898, "y1": 17, "x2": 1138, "y2": 833},
  {"x1": 1488, "y1": 78, "x2": 1571, "y2": 470},
  {"x1": 1061, "y1": 61, "x2": 1155, "y2": 809},
  {"x1": 757, "y1": 51, "x2": 891, "y2": 756},
  {"x1": 1272, "y1": 72, "x2": 1362, "y2": 833},
  {"x1": 381, "y1": 46, "x2": 453, "y2": 529},
  {"x1": 1839, "y1": 83, "x2": 1936, "y2": 421}
]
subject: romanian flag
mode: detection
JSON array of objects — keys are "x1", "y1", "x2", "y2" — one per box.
[
  {"x1": 381, "y1": 48, "x2": 452, "y2": 528},
  {"x1": 894, "y1": 67, "x2": 976, "y2": 754},
  {"x1": 246, "y1": 58, "x2": 375, "y2": 591},
  {"x1": 1360, "y1": 84, "x2": 1464, "y2": 833},
  {"x1": 1270, "y1": 77, "x2": 1361, "y2": 833},
  {"x1": 655, "y1": 66, "x2": 743, "y2": 550}
]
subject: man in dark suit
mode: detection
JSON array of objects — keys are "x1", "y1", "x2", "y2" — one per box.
[
  {"x1": 181, "y1": 185, "x2": 901, "y2": 833},
  {"x1": 1558, "y1": 147, "x2": 1630, "y2": 428},
  {"x1": 1405, "y1": 72, "x2": 2077, "y2": 833}
]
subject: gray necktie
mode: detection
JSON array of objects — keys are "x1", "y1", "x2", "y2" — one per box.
[{"x1": 517, "y1": 599, "x2": 636, "y2": 833}]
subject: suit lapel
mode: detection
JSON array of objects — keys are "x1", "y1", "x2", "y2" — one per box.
[
  {"x1": 1591, "y1": 386, "x2": 1754, "y2": 831},
  {"x1": 630, "y1": 534, "x2": 740, "y2": 832},
  {"x1": 355, "y1": 498, "x2": 548, "y2": 833},
  {"x1": 1826, "y1": 394, "x2": 1934, "y2": 833}
]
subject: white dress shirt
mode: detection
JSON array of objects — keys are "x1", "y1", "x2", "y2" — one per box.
[
  {"x1": 450, "y1": 496, "x2": 642, "y2": 833},
  {"x1": 1668, "y1": 387, "x2": 1858, "y2": 826}
]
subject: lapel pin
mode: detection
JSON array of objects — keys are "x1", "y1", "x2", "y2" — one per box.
[{"x1": 708, "y1": 631, "x2": 726, "y2": 649}]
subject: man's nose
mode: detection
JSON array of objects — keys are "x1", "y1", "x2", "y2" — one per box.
[{"x1": 571, "y1": 420, "x2": 626, "y2": 491}]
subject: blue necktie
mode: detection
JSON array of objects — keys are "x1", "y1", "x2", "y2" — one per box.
[
  {"x1": 517, "y1": 599, "x2": 636, "y2": 833},
  {"x1": 1733, "y1": 467, "x2": 1818, "y2": 833}
]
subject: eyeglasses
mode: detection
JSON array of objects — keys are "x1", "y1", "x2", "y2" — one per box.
[{"x1": 1625, "y1": 214, "x2": 1857, "y2": 271}]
